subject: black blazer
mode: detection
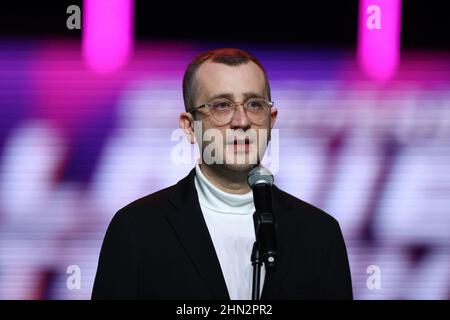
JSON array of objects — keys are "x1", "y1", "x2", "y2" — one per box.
[{"x1": 92, "y1": 168, "x2": 353, "y2": 300}]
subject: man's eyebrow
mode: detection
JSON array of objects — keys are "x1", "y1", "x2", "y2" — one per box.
[
  {"x1": 207, "y1": 92, "x2": 265, "y2": 101},
  {"x1": 208, "y1": 93, "x2": 235, "y2": 101},
  {"x1": 243, "y1": 92, "x2": 265, "y2": 99}
]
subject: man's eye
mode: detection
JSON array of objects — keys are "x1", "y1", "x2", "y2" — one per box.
[
  {"x1": 247, "y1": 100, "x2": 264, "y2": 109},
  {"x1": 213, "y1": 102, "x2": 231, "y2": 110}
]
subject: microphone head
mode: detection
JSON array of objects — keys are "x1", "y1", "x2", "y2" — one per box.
[{"x1": 247, "y1": 166, "x2": 274, "y2": 188}]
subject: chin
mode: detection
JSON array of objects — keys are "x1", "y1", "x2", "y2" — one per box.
[
  {"x1": 221, "y1": 148, "x2": 260, "y2": 171},
  {"x1": 222, "y1": 162, "x2": 257, "y2": 173}
]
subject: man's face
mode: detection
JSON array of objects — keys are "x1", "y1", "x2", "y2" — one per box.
[{"x1": 192, "y1": 60, "x2": 278, "y2": 173}]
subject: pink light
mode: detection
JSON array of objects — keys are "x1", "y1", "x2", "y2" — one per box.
[
  {"x1": 82, "y1": 0, "x2": 134, "y2": 73},
  {"x1": 357, "y1": 0, "x2": 402, "y2": 81}
]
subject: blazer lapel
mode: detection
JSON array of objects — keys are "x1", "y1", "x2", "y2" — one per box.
[{"x1": 166, "y1": 168, "x2": 230, "y2": 300}]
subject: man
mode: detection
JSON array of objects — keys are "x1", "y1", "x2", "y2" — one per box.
[{"x1": 92, "y1": 48, "x2": 353, "y2": 299}]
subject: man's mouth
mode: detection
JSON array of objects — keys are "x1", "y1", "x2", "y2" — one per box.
[
  {"x1": 233, "y1": 137, "x2": 251, "y2": 145},
  {"x1": 227, "y1": 137, "x2": 253, "y2": 153}
]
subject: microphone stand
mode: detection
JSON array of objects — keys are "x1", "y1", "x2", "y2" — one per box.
[{"x1": 251, "y1": 242, "x2": 262, "y2": 300}]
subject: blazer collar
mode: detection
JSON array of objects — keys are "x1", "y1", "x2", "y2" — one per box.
[{"x1": 167, "y1": 168, "x2": 295, "y2": 300}]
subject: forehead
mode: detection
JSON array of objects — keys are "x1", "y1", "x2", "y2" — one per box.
[{"x1": 194, "y1": 60, "x2": 266, "y2": 100}]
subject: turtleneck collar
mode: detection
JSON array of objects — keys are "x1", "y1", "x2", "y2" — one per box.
[{"x1": 194, "y1": 164, "x2": 255, "y2": 215}]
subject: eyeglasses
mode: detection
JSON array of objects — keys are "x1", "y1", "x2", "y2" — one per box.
[{"x1": 189, "y1": 97, "x2": 274, "y2": 125}]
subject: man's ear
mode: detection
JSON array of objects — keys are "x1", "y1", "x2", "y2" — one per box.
[
  {"x1": 179, "y1": 112, "x2": 196, "y2": 144},
  {"x1": 270, "y1": 107, "x2": 278, "y2": 130},
  {"x1": 268, "y1": 107, "x2": 278, "y2": 141}
]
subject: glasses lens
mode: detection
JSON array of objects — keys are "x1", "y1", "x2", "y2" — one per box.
[
  {"x1": 245, "y1": 98, "x2": 270, "y2": 124},
  {"x1": 209, "y1": 99, "x2": 234, "y2": 124}
]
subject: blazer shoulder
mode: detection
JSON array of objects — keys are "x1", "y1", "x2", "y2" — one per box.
[
  {"x1": 114, "y1": 183, "x2": 177, "y2": 222},
  {"x1": 107, "y1": 169, "x2": 196, "y2": 231},
  {"x1": 274, "y1": 186, "x2": 341, "y2": 230}
]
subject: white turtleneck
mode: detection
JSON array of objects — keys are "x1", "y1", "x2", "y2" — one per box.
[{"x1": 194, "y1": 164, "x2": 265, "y2": 300}]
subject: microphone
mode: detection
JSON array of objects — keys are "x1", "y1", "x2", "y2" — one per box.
[{"x1": 247, "y1": 166, "x2": 278, "y2": 270}]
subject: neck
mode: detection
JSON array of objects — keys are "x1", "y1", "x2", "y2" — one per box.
[{"x1": 199, "y1": 163, "x2": 252, "y2": 195}]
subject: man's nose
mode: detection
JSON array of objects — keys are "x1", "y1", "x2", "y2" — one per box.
[{"x1": 230, "y1": 104, "x2": 251, "y2": 130}]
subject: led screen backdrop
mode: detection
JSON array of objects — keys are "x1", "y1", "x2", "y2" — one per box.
[{"x1": 0, "y1": 39, "x2": 449, "y2": 299}]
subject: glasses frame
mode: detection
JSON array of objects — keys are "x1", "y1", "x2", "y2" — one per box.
[{"x1": 189, "y1": 97, "x2": 274, "y2": 124}]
